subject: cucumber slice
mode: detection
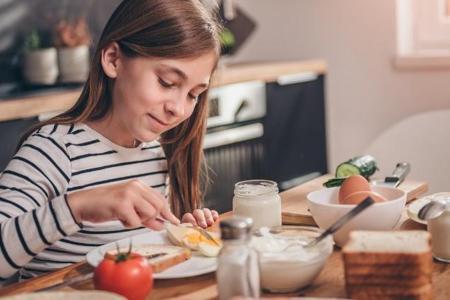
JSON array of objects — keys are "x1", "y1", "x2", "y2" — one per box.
[
  {"x1": 335, "y1": 155, "x2": 377, "y2": 179},
  {"x1": 335, "y1": 163, "x2": 360, "y2": 178}
]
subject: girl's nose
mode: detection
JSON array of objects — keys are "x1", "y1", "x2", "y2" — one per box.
[{"x1": 165, "y1": 98, "x2": 185, "y2": 119}]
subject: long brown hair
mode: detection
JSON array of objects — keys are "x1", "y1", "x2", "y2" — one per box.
[{"x1": 21, "y1": 0, "x2": 221, "y2": 217}]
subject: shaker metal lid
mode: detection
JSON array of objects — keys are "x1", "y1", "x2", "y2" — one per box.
[
  {"x1": 220, "y1": 216, "x2": 253, "y2": 240},
  {"x1": 418, "y1": 192, "x2": 450, "y2": 221}
]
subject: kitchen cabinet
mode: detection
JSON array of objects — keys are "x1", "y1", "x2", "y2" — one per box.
[
  {"x1": 263, "y1": 74, "x2": 328, "y2": 190},
  {"x1": 0, "y1": 117, "x2": 39, "y2": 170}
]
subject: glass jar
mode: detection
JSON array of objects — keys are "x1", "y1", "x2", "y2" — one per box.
[
  {"x1": 232, "y1": 179, "x2": 281, "y2": 229},
  {"x1": 427, "y1": 193, "x2": 450, "y2": 263},
  {"x1": 216, "y1": 216, "x2": 260, "y2": 300},
  {"x1": 251, "y1": 225, "x2": 333, "y2": 293}
]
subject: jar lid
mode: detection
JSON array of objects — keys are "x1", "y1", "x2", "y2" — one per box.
[
  {"x1": 234, "y1": 179, "x2": 279, "y2": 197},
  {"x1": 220, "y1": 216, "x2": 253, "y2": 240}
]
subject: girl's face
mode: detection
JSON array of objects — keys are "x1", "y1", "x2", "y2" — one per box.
[{"x1": 102, "y1": 43, "x2": 216, "y2": 145}]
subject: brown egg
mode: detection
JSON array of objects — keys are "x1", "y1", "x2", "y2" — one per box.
[
  {"x1": 342, "y1": 190, "x2": 387, "y2": 205},
  {"x1": 338, "y1": 175, "x2": 371, "y2": 203}
]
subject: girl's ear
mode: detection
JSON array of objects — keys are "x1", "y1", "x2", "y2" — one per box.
[{"x1": 101, "y1": 42, "x2": 121, "y2": 79}]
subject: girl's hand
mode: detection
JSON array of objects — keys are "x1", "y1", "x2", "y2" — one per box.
[
  {"x1": 67, "y1": 179, "x2": 180, "y2": 230},
  {"x1": 181, "y1": 208, "x2": 219, "y2": 228}
]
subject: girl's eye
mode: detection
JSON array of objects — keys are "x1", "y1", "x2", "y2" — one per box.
[
  {"x1": 158, "y1": 78, "x2": 175, "y2": 88},
  {"x1": 188, "y1": 93, "x2": 199, "y2": 102}
]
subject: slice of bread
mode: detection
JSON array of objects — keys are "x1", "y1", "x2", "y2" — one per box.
[
  {"x1": 345, "y1": 263, "x2": 432, "y2": 277},
  {"x1": 347, "y1": 283, "x2": 433, "y2": 300},
  {"x1": 342, "y1": 231, "x2": 432, "y2": 265},
  {"x1": 107, "y1": 244, "x2": 191, "y2": 273},
  {"x1": 343, "y1": 231, "x2": 433, "y2": 300},
  {"x1": 345, "y1": 274, "x2": 431, "y2": 287}
]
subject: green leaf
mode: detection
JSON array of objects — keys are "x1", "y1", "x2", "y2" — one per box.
[{"x1": 219, "y1": 28, "x2": 235, "y2": 48}]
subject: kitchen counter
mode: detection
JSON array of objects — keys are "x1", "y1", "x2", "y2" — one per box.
[
  {"x1": 0, "y1": 175, "x2": 448, "y2": 300},
  {"x1": 0, "y1": 60, "x2": 326, "y2": 122}
]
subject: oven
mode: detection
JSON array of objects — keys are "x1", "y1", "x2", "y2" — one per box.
[
  {"x1": 202, "y1": 73, "x2": 329, "y2": 213},
  {"x1": 203, "y1": 80, "x2": 266, "y2": 213}
]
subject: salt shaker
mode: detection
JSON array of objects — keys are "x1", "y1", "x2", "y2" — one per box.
[
  {"x1": 427, "y1": 194, "x2": 450, "y2": 263},
  {"x1": 216, "y1": 216, "x2": 260, "y2": 300}
]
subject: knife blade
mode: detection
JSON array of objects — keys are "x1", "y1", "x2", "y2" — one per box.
[{"x1": 372, "y1": 162, "x2": 411, "y2": 187}]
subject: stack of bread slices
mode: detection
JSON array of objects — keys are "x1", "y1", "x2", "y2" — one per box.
[{"x1": 343, "y1": 231, "x2": 433, "y2": 300}]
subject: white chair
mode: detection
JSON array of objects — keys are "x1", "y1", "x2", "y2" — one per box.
[{"x1": 365, "y1": 110, "x2": 450, "y2": 194}]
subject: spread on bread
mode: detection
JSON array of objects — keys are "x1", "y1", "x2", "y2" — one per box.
[{"x1": 166, "y1": 223, "x2": 222, "y2": 257}]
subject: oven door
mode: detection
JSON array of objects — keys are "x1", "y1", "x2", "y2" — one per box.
[{"x1": 203, "y1": 122, "x2": 264, "y2": 213}]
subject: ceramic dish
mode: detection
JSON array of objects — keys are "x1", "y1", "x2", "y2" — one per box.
[{"x1": 86, "y1": 231, "x2": 217, "y2": 279}]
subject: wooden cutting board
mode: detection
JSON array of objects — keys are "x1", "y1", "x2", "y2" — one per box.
[{"x1": 281, "y1": 174, "x2": 429, "y2": 226}]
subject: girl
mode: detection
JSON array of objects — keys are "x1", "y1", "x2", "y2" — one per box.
[{"x1": 0, "y1": 0, "x2": 221, "y2": 282}]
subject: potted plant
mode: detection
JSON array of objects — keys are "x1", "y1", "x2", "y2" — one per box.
[
  {"x1": 55, "y1": 18, "x2": 91, "y2": 83},
  {"x1": 22, "y1": 29, "x2": 59, "y2": 85}
]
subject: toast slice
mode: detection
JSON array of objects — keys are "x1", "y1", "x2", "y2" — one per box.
[
  {"x1": 345, "y1": 274, "x2": 431, "y2": 287},
  {"x1": 107, "y1": 244, "x2": 191, "y2": 273},
  {"x1": 344, "y1": 263, "x2": 432, "y2": 277},
  {"x1": 342, "y1": 231, "x2": 432, "y2": 265},
  {"x1": 347, "y1": 283, "x2": 433, "y2": 300}
]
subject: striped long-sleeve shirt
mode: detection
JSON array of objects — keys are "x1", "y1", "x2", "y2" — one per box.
[{"x1": 0, "y1": 123, "x2": 168, "y2": 283}]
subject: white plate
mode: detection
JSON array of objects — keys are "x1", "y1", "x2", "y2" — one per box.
[
  {"x1": 407, "y1": 196, "x2": 432, "y2": 225},
  {"x1": 86, "y1": 231, "x2": 217, "y2": 279}
]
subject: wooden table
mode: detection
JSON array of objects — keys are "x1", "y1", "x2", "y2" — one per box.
[{"x1": 1, "y1": 176, "x2": 449, "y2": 300}]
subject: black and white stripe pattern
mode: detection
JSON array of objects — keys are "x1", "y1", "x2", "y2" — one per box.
[{"x1": 0, "y1": 123, "x2": 168, "y2": 283}]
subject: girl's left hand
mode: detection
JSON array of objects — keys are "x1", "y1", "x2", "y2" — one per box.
[{"x1": 181, "y1": 208, "x2": 219, "y2": 228}]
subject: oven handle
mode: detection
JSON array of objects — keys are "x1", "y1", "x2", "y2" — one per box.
[
  {"x1": 203, "y1": 123, "x2": 264, "y2": 149},
  {"x1": 276, "y1": 72, "x2": 318, "y2": 86}
]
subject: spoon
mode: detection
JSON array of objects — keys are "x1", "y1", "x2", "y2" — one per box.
[
  {"x1": 304, "y1": 196, "x2": 375, "y2": 248},
  {"x1": 418, "y1": 200, "x2": 446, "y2": 221}
]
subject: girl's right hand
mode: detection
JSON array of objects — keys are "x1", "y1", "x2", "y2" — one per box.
[{"x1": 67, "y1": 179, "x2": 179, "y2": 230}]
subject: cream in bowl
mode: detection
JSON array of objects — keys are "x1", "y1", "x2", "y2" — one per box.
[
  {"x1": 307, "y1": 185, "x2": 406, "y2": 247},
  {"x1": 251, "y1": 226, "x2": 333, "y2": 293}
]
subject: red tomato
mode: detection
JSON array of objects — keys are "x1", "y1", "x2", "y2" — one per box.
[{"x1": 94, "y1": 252, "x2": 153, "y2": 300}]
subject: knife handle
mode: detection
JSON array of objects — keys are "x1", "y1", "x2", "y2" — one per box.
[{"x1": 385, "y1": 162, "x2": 410, "y2": 184}]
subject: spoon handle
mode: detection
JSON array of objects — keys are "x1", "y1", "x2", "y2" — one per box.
[{"x1": 307, "y1": 196, "x2": 375, "y2": 248}]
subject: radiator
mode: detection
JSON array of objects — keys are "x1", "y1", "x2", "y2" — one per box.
[{"x1": 204, "y1": 138, "x2": 264, "y2": 213}]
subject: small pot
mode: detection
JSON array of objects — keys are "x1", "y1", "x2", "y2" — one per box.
[
  {"x1": 23, "y1": 47, "x2": 59, "y2": 85},
  {"x1": 58, "y1": 45, "x2": 90, "y2": 83}
]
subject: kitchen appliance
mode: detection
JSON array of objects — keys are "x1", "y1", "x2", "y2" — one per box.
[
  {"x1": 203, "y1": 73, "x2": 330, "y2": 213},
  {"x1": 203, "y1": 80, "x2": 266, "y2": 213}
]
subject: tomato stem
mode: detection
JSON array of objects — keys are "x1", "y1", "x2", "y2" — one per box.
[{"x1": 114, "y1": 241, "x2": 134, "y2": 263}]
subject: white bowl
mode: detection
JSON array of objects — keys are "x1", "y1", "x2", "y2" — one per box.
[
  {"x1": 307, "y1": 185, "x2": 406, "y2": 247},
  {"x1": 253, "y1": 226, "x2": 333, "y2": 293}
]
